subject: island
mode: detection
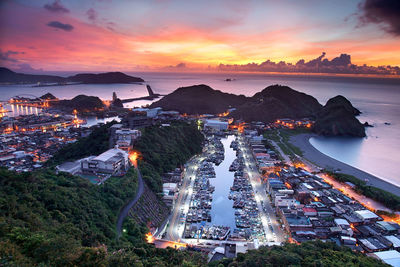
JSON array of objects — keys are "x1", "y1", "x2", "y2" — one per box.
[{"x1": 0, "y1": 67, "x2": 144, "y2": 84}]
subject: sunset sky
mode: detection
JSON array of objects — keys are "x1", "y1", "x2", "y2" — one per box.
[{"x1": 1, "y1": 0, "x2": 400, "y2": 72}]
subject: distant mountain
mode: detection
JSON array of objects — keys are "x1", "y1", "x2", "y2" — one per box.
[
  {"x1": 231, "y1": 85, "x2": 322, "y2": 122},
  {"x1": 67, "y1": 72, "x2": 144, "y2": 84},
  {"x1": 0, "y1": 67, "x2": 64, "y2": 83},
  {"x1": 0, "y1": 67, "x2": 144, "y2": 84},
  {"x1": 151, "y1": 84, "x2": 322, "y2": 122},
  {"x1": 151, "y1": 84, "x2": 366, "y2": 137},
  {"x1": 313, "y1": 95, "x2": 366, "y2": 137},
  {"x1": 150, "y1": 84, "x2": 247, "y2": 114}
]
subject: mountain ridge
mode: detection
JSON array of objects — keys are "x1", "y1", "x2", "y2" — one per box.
[{"x1": 0, "y1": 67, "x2": 144, "y2": 84}]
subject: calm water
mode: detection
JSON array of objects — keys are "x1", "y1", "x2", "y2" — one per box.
[
  {"x1": 1, "y1": 72, "x2": 400, "y2": 186},
  {"x1": 209, "y1": 135, "x2": 236, "y2": 229}
]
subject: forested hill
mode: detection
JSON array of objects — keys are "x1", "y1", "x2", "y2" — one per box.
[
  {"x1": 0, "y1": 121, "x2": 206, "y2": 266},
  {"x1": 211, "y1": 241, "x2": 388, "y2": 267},
  {"x1": 134, "y1": 121, "x2": 205, "y2": 192}
]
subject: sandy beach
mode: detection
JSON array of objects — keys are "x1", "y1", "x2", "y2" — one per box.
[{"x1": 290, "y1": 133, "x2": 400, "y2": 196}]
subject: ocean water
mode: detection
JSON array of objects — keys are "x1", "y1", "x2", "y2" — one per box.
[{"x1": 1, "y1": 72, "x2": 399, "y2": 187}]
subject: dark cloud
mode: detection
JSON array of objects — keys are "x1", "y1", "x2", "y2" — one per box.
[
  {"x1": 0, "y1": 50, "x2": 24, "y2": 62},
  {"x1": 86, "y1": 8, "x2": 98, "y2": 21},
  {"x1": 44, "y1": 0, "x2": 69, "y2": 13},
  {"x1": 358, "y1": 0, "x2": 400, "y2": 36},
  {"x1": 47, "y1": 21, "x2": 74, "y2": 31}
]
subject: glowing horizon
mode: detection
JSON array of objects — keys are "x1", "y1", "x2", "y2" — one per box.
[{"x1": 1, "y1": 0, "x2": 400, "y2": 73}]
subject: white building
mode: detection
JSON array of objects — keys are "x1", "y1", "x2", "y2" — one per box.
[
  {"x1": 372, "y1": 250, "x2": 400, "y2": 267},
  {"x1": 81, "y1": 147, "x2": 130, "y2": 176},
  {"x1": 204, "y1": 119, "x2": 229, "y2": 131},
  {"x1": 355, "y1": 210, "x2": 380, "y2": 223}
]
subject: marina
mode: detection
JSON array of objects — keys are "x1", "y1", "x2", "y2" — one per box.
[{"x1": 182, "y1": 134, "x2": 267, "y2": 241}]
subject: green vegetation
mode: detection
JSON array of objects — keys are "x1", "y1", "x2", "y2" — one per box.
[
  {"x1": 263, "y1": 128, "x2": 308, "y2": 161},
  {"x1": 46, "y1": 121, "x2": 117, "y2": 166},
  {"x1": 0, "y1": 167, "x2": 205, "y2": 266},
  {"x1": 325, "y1": 170, "x2": 400, "y2": 211},
  {"x1": 135, "y1": 121, "x2": 204, "y2": 192},
  {"x1": 211, "y1": 240, "x2": 388, "y2": 267}
]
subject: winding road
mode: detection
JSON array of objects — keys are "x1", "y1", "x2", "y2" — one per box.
[{"x1": 116, "y1": 167, "x2": 144, "y2": 238}]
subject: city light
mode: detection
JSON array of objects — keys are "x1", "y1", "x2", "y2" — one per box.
[
  {"x1": 129, "y1": 150, "x2": 140, "y2": 167},
  {"x1": 145, "y1": 232, "x2": 155, "y2": 243}
]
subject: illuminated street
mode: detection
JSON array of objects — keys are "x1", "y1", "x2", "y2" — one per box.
[
  {"x1": 163, "y1": 133, "x2": 286, "y2": 246},
  {"x1": 237, "y1": 135, "x2": 286, "y2": 245}
]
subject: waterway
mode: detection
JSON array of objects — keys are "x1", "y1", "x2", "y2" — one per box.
[{"x1": 209, "y1": 135, "x2": 236, "y2": 229}]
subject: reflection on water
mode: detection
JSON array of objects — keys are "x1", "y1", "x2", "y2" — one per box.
[
  {"x1": 6, "y1": 104, "x2": 41, "y2": 117},
  {"x1": 209, "y1": 135, "x2": 236, "y2": 229},
  {"x1": 310, "y1": 136, "x2": 364, "y2": 166},
  {"x1": 310, "y1": 135, "x2": 400, "y2": 187}
]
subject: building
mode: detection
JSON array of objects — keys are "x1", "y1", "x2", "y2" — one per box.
[
  {"x1": 372, "y1": 250, "x2": 400, "y2": 266},
  {"x1": 162, "y1": 183, "x2": 178, "y2": 207},
  {"x1": 81, "y1": 147, "x2": 130, "y2": 176},
  {"x1": 204, "y1": 119, "x2": 229, "y2": 131},
  {"x1": 124, "y1": 111, "x2": 152, "y2": 128},
  {"x1": 114, "y1": 128, "x2": 141, "y2": 151},
  {"x1": 355, "y1": 210, "x2": 380, "y2": 223}
]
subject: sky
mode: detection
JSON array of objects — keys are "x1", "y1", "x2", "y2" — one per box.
[{"x1": 0, "y1": 0, "x2": 400, "y2": 72}]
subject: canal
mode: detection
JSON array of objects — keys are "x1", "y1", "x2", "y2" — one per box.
[{"x1": 209, "y1": 135, "x2": 236, "y2": 229}]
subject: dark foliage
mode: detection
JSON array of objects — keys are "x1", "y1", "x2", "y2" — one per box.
[
  {"x1": 46, "y1": 122, "x2": 116, "y2": 166},
  {"x1": 211, "y1": 240, "x2": 388, "y2": 267},
  {"x1": 134, "y1": 121, "x2": 204, "y2": 192}
]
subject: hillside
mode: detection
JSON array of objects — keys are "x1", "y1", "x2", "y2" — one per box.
[
  {"x1": 0, "y1": 67, "x2": 144, "y2": 84},
  {"x1": 0, "y1": 121, "x2": 206, "y2": 266},
  {"x1": 53, "y1": 94, "x2": 105, "y2": 113},
  {"x1": 313, "y1": 95, "x2": 366, "y2": 137},
  {"x1": 150, "y1": 84, "x2": 321, "y2": 122},
  {"x1": 150, "y1": 84, "x2": 247, "y2": 114},
  {"x1": 231, "y1": 85, "x2": 322, "y2": 122},
  {"x1": 211, "y1": 240, "x2": 388, "y2": 266},
  {"x1": 134, "y1": 121, "x2": 205, "y2": 192}
]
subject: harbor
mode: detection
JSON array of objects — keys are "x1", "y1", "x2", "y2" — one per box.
[{"x1": 181, "y1": 134, "x2": 270, "y2": 242}]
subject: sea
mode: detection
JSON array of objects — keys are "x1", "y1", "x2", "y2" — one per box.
[{"x1": 1, "y1": 71, "x2": 400, "y2": 188}]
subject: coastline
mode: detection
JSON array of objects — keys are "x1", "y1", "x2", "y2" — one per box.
[{"x1": 290, "y1": 133, "x2": 400, "y2": 196}]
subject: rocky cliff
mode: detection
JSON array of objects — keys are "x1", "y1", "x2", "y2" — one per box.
[{"x1": 313, "y1": 95, "x2": 366, "y2": 137}]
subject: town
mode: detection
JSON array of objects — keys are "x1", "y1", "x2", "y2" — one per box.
[{"x1": 0, "y1": 94, "x2": 399, "y2": 265}]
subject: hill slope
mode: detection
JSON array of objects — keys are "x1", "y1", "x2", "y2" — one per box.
[
  {"x1": 151, "y1": 84, "x2": 322, "y2": 122},
  {"x1": 313, "y1": 95, "x2": 366, "y2": 137},
  {"x1": 150, "y1": 84, "x2": 247, "y2": 114},
  {"x1": 231, "y1": 85, "x2": 322, "y2": 122}
]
